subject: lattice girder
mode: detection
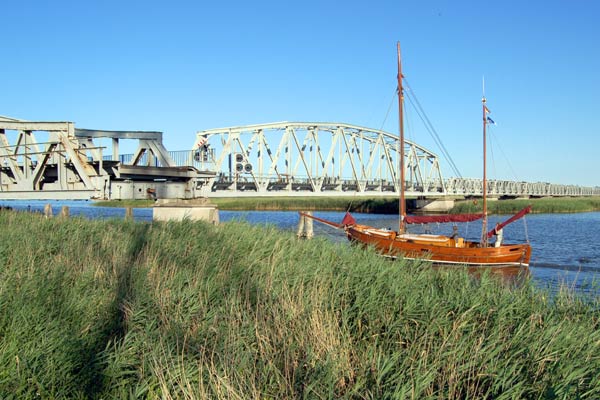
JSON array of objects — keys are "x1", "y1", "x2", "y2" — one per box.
[{"x1": 192, "y1": 122, "x2": 445, "y2": 196}]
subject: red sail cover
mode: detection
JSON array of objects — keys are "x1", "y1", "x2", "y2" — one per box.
[
  {"x1": 404, "y1": 213, "x2": 483, "y2": 224},
  {"x1": 341, "y1": 212, "x2": 357, "y2": 226},
  {"x1": 487, "y1": 205, "x2": 532, "y2": 238}
]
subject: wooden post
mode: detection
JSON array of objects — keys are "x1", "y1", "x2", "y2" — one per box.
[
  {"x1": 125, "y1": 206, "x2": 133, "y2": 220},
  {"x1": 296, "y1": 213, "x2": 305, "y2": 238},
  {"x1": 60, "y1": 206, "x2": 70, "y2": 218},
  {"x1": 305, "y1": 212, "x2": 313, "y2": 239},
  {"x1": 297, "y1": 211, "x2": 314, "y2": 239},
  {"x1": 43, "y1": 203, "x2": 53, "y2": 218}
]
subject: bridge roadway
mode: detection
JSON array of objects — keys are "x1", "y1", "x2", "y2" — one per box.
[{"x1": 1, "y1": 117, "x2": 597, "y2": 200}]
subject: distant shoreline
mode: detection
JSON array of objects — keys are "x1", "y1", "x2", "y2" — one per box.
[{"x1": 94, "y1": 196, "x2": 600, "y2": 215}]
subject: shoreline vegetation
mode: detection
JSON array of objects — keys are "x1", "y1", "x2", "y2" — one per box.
[
  {"x1": 0, "y1": 210, "x2": 599, "y2": 398},
  {"x1": 95, "y1": 196, "x2": 600, "y2": 215}
]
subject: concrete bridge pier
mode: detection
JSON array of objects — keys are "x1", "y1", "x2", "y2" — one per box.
[
  {"x1": 152, "y1": 198, "x2": 219, "y2": 224},
  {"x1": 409, "y1": 198, "x2": 455, "y2": 213}
]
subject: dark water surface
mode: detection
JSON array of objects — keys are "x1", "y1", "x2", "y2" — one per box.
[{"x1": 2, "y1": 200, "x2": 599, "y2": 292}]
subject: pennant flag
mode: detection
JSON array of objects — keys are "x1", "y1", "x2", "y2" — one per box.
[
  {"x1": 484, "y1": 105, "x2": 491, "y2": 114},
  {"x1": 486, "y1": 116, "x2": 496, "y2": 125}
]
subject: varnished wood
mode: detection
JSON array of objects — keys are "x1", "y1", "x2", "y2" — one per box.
[{"x1": 346, "y1": 224, "x2": 531, "y2": 267}]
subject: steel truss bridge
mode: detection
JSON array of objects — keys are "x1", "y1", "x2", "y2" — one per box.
[
  {"x1": 0, "y1": 116, "x2": 213, "y2": 200},
  {"x1": 0, "y1": 117, "x2": 597, "y2": 200},
  {"x1": 183, "y1": 122, "x2": 599, "y2": 198}
]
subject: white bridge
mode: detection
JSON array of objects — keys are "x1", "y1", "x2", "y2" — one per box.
[
  {"x1": 1, "y1": 117, "x2": 597, "y2": 200},
  {"x1": 0, "y1": 116, "x2": 213, "y2": 200},
  {"x1": 181, "y1": 122, "x2": 599, "y2": 198}
]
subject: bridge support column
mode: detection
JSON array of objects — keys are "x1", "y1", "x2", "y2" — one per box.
[{"x1": 153, "y1": 198, "x2": 219, "y2": 224}]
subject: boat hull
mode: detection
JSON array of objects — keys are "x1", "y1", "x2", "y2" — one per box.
[{"x1": 346, "y1": 225, "x2": 531, "y2": 267}]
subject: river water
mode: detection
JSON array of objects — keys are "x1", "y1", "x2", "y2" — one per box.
[{"x1": 2, "y1": 200, "x2": 599, "y2": 293}]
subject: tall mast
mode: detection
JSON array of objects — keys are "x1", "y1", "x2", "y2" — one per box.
[
  {"x1": 481, "y1": 95, "x2": 488, "y2": 246},
  {"x1": 397, "y1": 41, "x2": 406, "y2": 233}
]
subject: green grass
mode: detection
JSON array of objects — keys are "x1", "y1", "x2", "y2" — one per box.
[
  {"x1": 211, "y1": 196, "x2": 403, "y2": 213},
  {"x1": 94, "y1": 196, "x2": 600, "y2": 215},
  {"x1": 0, "y1": 210, "x2": 599, "y2": 398},
  {"x1": 451, "y1": 196, "x2": 600, "y2": 215},
  {"x1": 94, "y1": 196, "x2": 402, "y2": 213}
]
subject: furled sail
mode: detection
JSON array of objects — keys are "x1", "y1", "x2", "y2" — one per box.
[
  {"x1": 487, "y1": 205, "x2": 532, "y2": 238},
  {"x1": 405, "y1": 213, "x2": 483, "y2": 224}
]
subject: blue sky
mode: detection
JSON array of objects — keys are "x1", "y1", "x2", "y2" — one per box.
[{"x1": 2, "y1": 0, "x2": 598, "y2": 185}]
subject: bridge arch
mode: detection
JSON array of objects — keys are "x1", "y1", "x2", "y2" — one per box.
[{"x1": 190, "y1": 122, "x2": 446, "y2": 196}]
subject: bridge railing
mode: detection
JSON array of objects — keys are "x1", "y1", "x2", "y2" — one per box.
[{"x1": 445, "y1": 178, "x2": 600, "y2": 197}]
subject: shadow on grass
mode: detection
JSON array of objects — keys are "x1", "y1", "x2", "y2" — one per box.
[{"x1": 76, "y1": 223, "x2": 151, "y2": 397}]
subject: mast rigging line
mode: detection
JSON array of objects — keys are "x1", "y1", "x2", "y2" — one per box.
[
  {"x1": 402, "y1": 79, "x2": 463, "y2": 179},
  {"x1": 488, "y1": 128, "x2": 520, "y2": 182},
  {"x1": 487, "y1": 124, "x2": 530, "y2": 244},
  {"x1": 378, "y1": 88, "x2": 399, "y2": 133}
]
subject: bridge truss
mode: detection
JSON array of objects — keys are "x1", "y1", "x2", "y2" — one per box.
[
  {"x1": 0, "y1": 116, "x2": 211, "y2": 200},
  {"x1": 190, "y1": 122, "x2": 445, "y2": 197},
  {"x1": 185, "y1": 121, "x2": 599, "y2": 198},
  {"x1": 2, "y1": 115, "x2": 597, "y2": 200}
]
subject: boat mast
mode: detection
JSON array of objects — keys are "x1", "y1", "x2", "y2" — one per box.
[
  {"x1": 397, "y1": 42, "x2": 406, "y2": 233},
  {"x1": 481, "y1": 93, "x2": 488, "y2": 246}
]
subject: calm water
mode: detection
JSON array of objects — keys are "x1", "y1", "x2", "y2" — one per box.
[{"x1": 2, "y1": 200, "x2": 599, "y2": 291}]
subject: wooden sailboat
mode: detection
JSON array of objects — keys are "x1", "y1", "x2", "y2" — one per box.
[{"x1": 301, "y1": 42, "x2": 532, "y2": 268}]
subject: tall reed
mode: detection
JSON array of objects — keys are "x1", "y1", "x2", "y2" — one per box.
[{"x1": 0, "y1": 210, "x2": 598, "y2": 398}]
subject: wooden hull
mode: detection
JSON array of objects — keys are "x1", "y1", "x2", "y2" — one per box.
[{"x1": 346, "y1": 224, "x2": 531, "y2": 267}]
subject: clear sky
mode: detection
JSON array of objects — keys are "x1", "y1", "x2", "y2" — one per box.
[{"x1": 2, "y1": 0, "x2": 598, "y2": 186}]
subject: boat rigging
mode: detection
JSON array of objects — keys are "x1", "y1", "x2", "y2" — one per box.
[{"x1": 300, "y1": 42, "x2": 532, "y2": 268}]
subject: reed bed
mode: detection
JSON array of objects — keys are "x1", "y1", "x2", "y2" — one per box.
[
  {"x1": 96, "y1": 196, "x2": 600, "y2": 215},
  {"x1": 0, "y1": 210, "x2": 599, "y2": 399},
  {"x1": 94, "y1": 197, "x2": 401, "y2": 213},
  {"x1": 451, "y1": 196, "x2": 600, "y2": 215},
  {"x1": 207, "y1": 196, "x2": 402, "y2": 213},
  {"x1": 94, "y1": 199, "x2": 156, "y2": 208}
]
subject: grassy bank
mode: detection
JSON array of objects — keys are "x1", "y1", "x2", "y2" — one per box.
[
  {"x1": 96, "y1": 197, "x2": 401, "y2": 213},
  {"x1": 94, "y1": 199, "x2": 156, "y2": 208},
  {"x1": 0, "y1": 211, "x2": 599, "y2": 398},
  {"x1": 450, "y1": 196, "x2": 600, "y2": 214},
  {"x1": 96, "y1": 196, "x2": 600, "y2": 215},
  {"x1": 211, "y1": 196, "x2": 402, "y2": 213}
]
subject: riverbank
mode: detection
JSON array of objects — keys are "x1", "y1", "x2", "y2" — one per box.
[
  {"x1": 96, "y1": 196, "x2": 600, "y2": 214},
  {"x1": 1, "y1": 210, "x2": 598, "y2": 398},
  {"x1": 451, "y1": 196, "x2": 600, "y2": 214},
  {"x1": 96, "y1": 197, "x2": 401, "y2": 213}
]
